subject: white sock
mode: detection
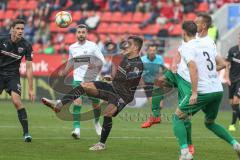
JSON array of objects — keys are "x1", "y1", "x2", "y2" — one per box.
[
  {"x1": 233, "y1": 142, "x2": 240, "y2": 149},
  {"x1": 181, "y1": 148, "x2": 189, "y2": 155},
  {"x1": 74, "y1": 128, "x2": 80, "y2": 134}
]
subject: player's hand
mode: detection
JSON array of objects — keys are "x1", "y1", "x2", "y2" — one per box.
[
  {"x1": 171, "y1": 65, "x2": 178, "y2": 73},
  {"x1": 189, "y1": 93, "x2": 197, "y2": 105},
  {"x1": 29, "y1": 89, "x2": 35, "y2": 102},
  {"x1": 225, "y1": 79, "x2": 231, "y2": 86}
]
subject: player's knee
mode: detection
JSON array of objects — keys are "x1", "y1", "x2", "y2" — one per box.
[
  {"x1": 204, "y1": 119, "x2": 215, "y2": 129},
  {"x1": 233, "y1": 96, "x2": 239, "y2": 104},
  {"x1": 175, "y1": 108, "x2": 187, "y2": 119},
  {"x1": 12, "y1": 98, "x2": 22, "y2": 109}
]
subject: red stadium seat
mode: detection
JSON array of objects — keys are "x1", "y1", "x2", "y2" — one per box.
[
  {"x1": 142, "y1": 24, "x2": 160, "y2": 35},
  {"x1": 122, "y1": 12, "x2": 133, "y2": 23},
  {"x1": 7, "y1": 1, "x2": 18, "y2": 10},
  {"x1": 169, "y1": 23, "x2": 182, "y2": 36},
  {"x1": 129, "y1": 23, "x2": 141, "y2": 35},
  {"x1": 186, "y1": 13, "x2": 196, "y2": 21},
  {"x1": 65, "y1": 33, "x2": 76, "y2": 44},
  {"x1": 118, "y1": 23, "x2": 129, "y2": 34},
  {"x1": 72, "y1": 11, "x2": 82, "y2": 22},
  {"x1": 197, "y1": 2, "x2": 209, "y2": 12},
  {"x1": 0, "y1": 10, "x2": 4, "y2": 20},
  {"x1": 101, "y1": 12, "x2": 112, "y2": 22},
  {"x1": 108, "y1": 23, "x2": 119, "y2": 34},
  {"x1": 25, "y1": 1, "x2": 38, "y2": 10},
  {"x1": 18, "y1": 0, "x2": 28, "y2": 10},
  {"x1": 50, "y1": 22, "x2": 59, "y2": 32},
  {"x1": 112, "y1": 12, "x2": 123, "y2": 23},
  {"x1": 5, "y1": 10, "x2": 16, "y2": 19},
  {"x1": 132, "y1": 12, "x2": 144, "y2": 23},
  {"x1": 96, "y1": 22, "x2": 109, "y2": 34}
]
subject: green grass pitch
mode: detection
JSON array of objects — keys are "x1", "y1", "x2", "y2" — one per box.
[{"x1": 0, "y1": 101, "x2": 239, "y2": 160}]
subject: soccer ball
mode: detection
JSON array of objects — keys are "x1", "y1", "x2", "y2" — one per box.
[{"x1": 55, "y1": 11, "x2": 72, "y2": 28}]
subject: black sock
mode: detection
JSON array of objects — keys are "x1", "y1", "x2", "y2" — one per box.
[
  {"x1": 93, "y1": 108, "x2": 101, "y2": 123},
  {"x1": 100, "y1": 116, "x2": 112, "y2": 144},
  {"x1": 61, "y1": 85, "x2": 85, "y2": 106},
  {"x1": 17, "y1": 108, "x2": 29, "y2": 135},
  {"x1": 231, "y1": 104, "x2": 239, "y2": 124}
]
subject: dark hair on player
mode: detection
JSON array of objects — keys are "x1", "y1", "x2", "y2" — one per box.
[
  {"x1": 76, "y1": 24, "x2": 88, "y2": 30},
  {"x1": 182, "y1": 21, "x2": 197, "y2": 37},
  {"x1": 128, "y1": 35, "x2": 143, "y2": 52},
  {"x1": 147, "y1": 43, "x2": 158, "y2": 50},
  {"x1": 11, "y1": 19, "x2": 25, "y2": 28},
  {"x1": 197, "y1": 13, "x2": 212, "y2": 29}
]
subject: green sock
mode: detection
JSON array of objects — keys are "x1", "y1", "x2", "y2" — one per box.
[
  {"x1": 184, "y1": 119, "x2": 192, "y2": 145},
  {"x1": 172, "y1": 114, "x2": 188, "y2": 149},
  {"x1": 93, "y1": 108, "x2": 101, "y2": 123},
  {"x1": 151, "y1": 88, "x2": 163, "y2": 117},
  {"x1": 73, "y1": 105, "x2": 81, "y2": 129},
  {"x1": 205, "y1": 122, "x2": 235, "y2": 145}
]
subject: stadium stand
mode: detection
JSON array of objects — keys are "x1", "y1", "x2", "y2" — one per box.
[{"x1": 0, "y1": 0, "x2": 237, "y2": 55}]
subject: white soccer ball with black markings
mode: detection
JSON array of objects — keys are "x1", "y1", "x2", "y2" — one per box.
[{"x1": 55, "y1": 11, "x2": 72, "y2": 28}]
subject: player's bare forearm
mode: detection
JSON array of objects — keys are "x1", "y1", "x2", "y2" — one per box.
[
  {"x1": 26, "y1": 61, "x2": 33, "y2": 90},
  {"x1": 224, "y1": 60, "x2": 231, "y2": 85},
  {"x1": 171, "y1": 52, "x2": 181, "y2": 73},
  {"x1": 188, "y1": 61, "x2": 198, "y2": 94},
  {"x1": 215, "y1": 54, "x2": 226, "y2": 71}
]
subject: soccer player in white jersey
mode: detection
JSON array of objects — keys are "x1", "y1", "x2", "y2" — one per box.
[
  {"x1": 162, "y1": 21, "x2": 240, "y2": 160},
  {"x1": 59, "y1": 24, "x2": 105, "y2": 139}
]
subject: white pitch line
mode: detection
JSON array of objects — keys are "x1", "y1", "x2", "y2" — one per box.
[{"x1": 0, "y1": 136, "x2": 239, "y2": 140}]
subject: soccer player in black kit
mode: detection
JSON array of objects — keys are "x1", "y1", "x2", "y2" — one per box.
[
  {"x1": 41, "y1": 36, "x2": 144, "y2": 150},
  {"x1": 0, "y1": 19, "x2": 35, "y2": 142},
  {"x1": 225, "y1": 34, "x2": 240, "y2": 132}
]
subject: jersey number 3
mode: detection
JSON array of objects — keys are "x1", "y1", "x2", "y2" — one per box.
[{"x1": 203, "y1": 52, "x2": 213, "y2": 71}]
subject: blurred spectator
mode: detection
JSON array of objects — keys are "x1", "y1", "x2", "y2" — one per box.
[
  {"x1": 180, "y1": 0, "x2": 195, "y2": 19},
  {"x1": 136, "y1": 0, "x2": 152, "y2": 13},
  {"x1": 68, "y1": 0, "x2": 94, "y2": 11},
  {"x1": 24, "y1": 20, "x2": 36, "y2": 44},
  {"x1": 58, "y1": 42, "x2": 68, "y2": 54},
  {"x1": 77, "y1": 10, "x2": 88, "y2": 25},
  {"x1": 93, "y1": 0, "x2": 107, "y2": 10},
  {"x1": 139, "y1": 1, "x2": 162, "y2": 28},
  {"x1": 50, "y1": 0, "x2": 67, "y2": 11},
  {"x1": 16, "y1": 10, "x2": 27, "y2": 22},
  {"x1": 0, "y1": 19, "x2": 11, "y2": 35},
  {"x1": 0, "y1": 0, "x2": 7, "y2": 10},
  {"x1": 101, "y1": 56, "x2": 113, "y2": 77},
  {"x1": 85, "y1": 11, "x2": 100, "y2": 30},
  {"x1": 109, "y1": 0, "x2": 121, "y2": 12},
  {"x1": 34, "y1": 21, "x2": 50, "y2": 44},
  {"x1": 54, "y1": 33, "x2": 64, "y2": 44},
  {"x1": 44, "y1": 41, "x2": 55, "y2": 54},
  {"x1": 35, "y1": 0, "x2": 51, "y2": 21},
  {"x1": 120, "y1": 0, "x2": 138, "y2": 12}
]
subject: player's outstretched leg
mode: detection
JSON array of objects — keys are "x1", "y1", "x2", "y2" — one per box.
[
  {"x1": 205, "y1": 121, "x2": 240, "y2": 159},
  {"x1": 172, "y1": 114, "x2": 193, "y2": 160}
]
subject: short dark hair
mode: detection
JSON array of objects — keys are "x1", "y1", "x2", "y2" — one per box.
[
  {"x1": 182, "y1": 21, "x2": 197, "y2": 37},
  {"x1": 11, "y1": 19, "x2": 25, "y2": 28},
  {"x1": 76, "y1": 24, "x2": 88, "y2": 30},
  {"x1": 197, "y1": 13, "x2": 212, "y2": 29},
  {"x1": 128, "y1": 35, "x2": 143, "y2": 52},
  {"x1": 147, "y1": 44, "x2": 157, "y2": 50}
]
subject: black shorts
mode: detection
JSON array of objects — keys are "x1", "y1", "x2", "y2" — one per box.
[
  {"x1": 143, "y1": 82, "x2": 154, "y2": 98},
  {"x1": 93, "y1": 81, "x2": 127, "y2": 116},
  {"x1": 0, "y1": 75, "x2": 21, "y2": 96},
  {"x1": 229, "y1": 81, "x2": 240, "y2": 99}
]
